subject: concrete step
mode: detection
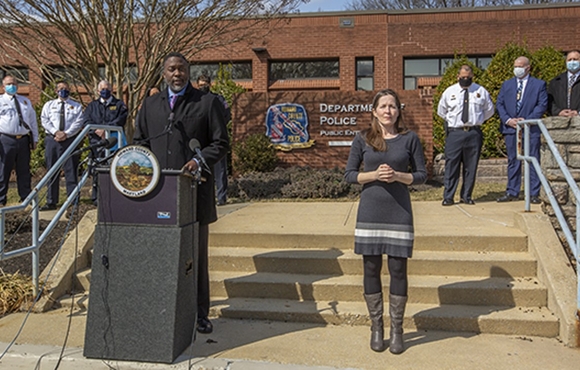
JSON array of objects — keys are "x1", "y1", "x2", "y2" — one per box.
[
  {"x1": 210, "y1": 297, "x2": 559, "y2": 338},
  {"x1": 210, "y1": 232, "x2": 528, "y2": 252},
  {"x1": 58, "y1": 293, "x2": 89, "y2": 310},
  {"x1": 210, "y1": 271, "x2": 547, "y2": 307},
  {"x1": 209, "y1": 248, "x2": 537, "y2": 277},
  {"x1": 73, "y1": 268, "x2": 91, "y2": 292}
]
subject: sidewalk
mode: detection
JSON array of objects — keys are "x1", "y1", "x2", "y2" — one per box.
[{"x1": 1, "y1": 201, "x2": 579, "y2": 369}]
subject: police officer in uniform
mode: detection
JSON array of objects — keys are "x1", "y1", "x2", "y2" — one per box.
[
  {"x1": 437, "y1": 65, "x2": 494, "y2": 206},
  {"x1": 0, "y1": 75, "x2": 39, "y2": 206},
  {"x1": 40, "y1": 81, "x2": 84, "y2": 210}
]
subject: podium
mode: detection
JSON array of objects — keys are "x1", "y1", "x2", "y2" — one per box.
[{"x1": 84, "y1": 168, "x2": 198, "y2": 364}]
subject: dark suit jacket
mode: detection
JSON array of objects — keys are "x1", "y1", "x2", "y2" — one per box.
[
  {"x1": 547, "y1": 71, "x2": 580, "y2": 116},
  {"x1": 496, "y1": 76, "x2": 547, "y2": 135},
  {"x1": 134, "y1": 84, "x2": 229, "y2": 225}
]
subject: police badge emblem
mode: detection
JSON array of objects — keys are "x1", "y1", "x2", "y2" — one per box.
[{"x1": 265, "y1": 103, "x2": 315, "y2": 151}]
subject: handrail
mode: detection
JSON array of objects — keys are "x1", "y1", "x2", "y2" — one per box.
[
  {"x1": 517, "y1": 118, "x2": 580, "y2": 320},
  {"x1": 0, "y1": 125, "x2": 124, "y2": 295}
]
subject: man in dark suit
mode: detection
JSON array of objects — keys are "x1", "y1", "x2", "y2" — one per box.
[
  {"x1": 547, "y1": 50, "x2": 580, "y2": 117},
  {"x1": 134, "y1": 52, "x2": 229, "y2": 334},
  {"x1": 496, "y1": 56, "x2": 547, "y2": 204}
]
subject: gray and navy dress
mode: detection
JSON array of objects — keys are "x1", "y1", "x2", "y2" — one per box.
[{"x1": 345, "y1": 131, "x2": 427, "y2": 258}]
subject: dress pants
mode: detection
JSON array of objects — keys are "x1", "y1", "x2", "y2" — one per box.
[
  {"x1": 443, "y1": 128, "x2": 483, "y2": 201},
  {"x1": 504, "y1": 132, "x2": 541, "y2": 197},
  {"x1": 197, "y1": 223, "x2": 210, "y2": 319},
  {"x1": 0, "y1": 134, "x2": 31, "y2": 205},
  {"x1": 214, "y1": 156, "x2": 228, "y2": 204},
  {"x1": 45, "y1": 135, "x2": 80, "y2": 205}
]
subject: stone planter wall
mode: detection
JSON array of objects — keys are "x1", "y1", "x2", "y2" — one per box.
[{"x1": 540, "y1": 116, "x2": 580, "y2": 267}]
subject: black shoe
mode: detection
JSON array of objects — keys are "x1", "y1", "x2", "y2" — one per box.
[
  {"x1": 217, "y1": 200, "x2": 226, "y2": 206},
  {"x1": 40, "y1": 204, "x2": 57, "y2": 211},
  {"x1": 460, "y1": 198, "x2": 475, "y2": 205},
  {"x1": 442, "y1": 199, "x2": 454, "y2": 206},
  {"x1": 197, "y1": 317, "x2": 213, "y2": 334},
  {"x1": 497, "y1": 194, "x2": 518, "y2": 203},
  {"x1": 530, "y1": 196, "x2": 541, "y2": 204}
]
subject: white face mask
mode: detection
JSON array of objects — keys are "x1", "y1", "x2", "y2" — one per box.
[{"x1": 513, "y1": 67, "x2": 527, "y2": 79}]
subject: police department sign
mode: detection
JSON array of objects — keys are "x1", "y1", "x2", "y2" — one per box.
[
  {"x1": 265, "y1": 103, "x2": 315, "y2": 151},
  {"x1": 110, "y1": 145, "x2": 161, "y2": 198}
]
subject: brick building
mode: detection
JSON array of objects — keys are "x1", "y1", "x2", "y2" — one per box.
[{"x1": 2, "y1": 4, "x2": 579, "y2": 172}]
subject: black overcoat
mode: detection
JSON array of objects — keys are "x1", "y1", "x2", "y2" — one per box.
[{"x1": 134, "y1": 84, "x2": 229, "y2": 225}]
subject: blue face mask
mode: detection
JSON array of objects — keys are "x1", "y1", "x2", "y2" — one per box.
[
  {"x1": 4, "y1": 84, "x2": 17, "y2": 95},
  {"x1": 567, "y1": 60, "x2": 580, "y2": 73},
  {"x1": 99, "y1": 89, "x2": 112, "y2": 99},
  {"x1": 58, "y1": 89, "x2": 70, "y2": 99}
]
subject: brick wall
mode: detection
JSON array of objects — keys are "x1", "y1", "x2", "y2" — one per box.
[{"x1": 232, "y1": 90, "x2": 434, "y2": 173}]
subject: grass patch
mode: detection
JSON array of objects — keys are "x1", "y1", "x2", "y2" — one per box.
[{"x1": 410, "y1": 182, "x2": 506, "y2": 202}]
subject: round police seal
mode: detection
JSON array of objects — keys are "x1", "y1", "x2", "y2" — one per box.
[{"x1": 110, "y1": 145, "x2": 160, "y2": 198}]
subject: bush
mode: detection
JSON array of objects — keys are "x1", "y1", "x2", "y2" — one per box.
[
  {"x1": 281, "y1": 167, "x2": 353, "y2": 199},
  {"x1": 233, "y1": 133, "x2": 278, "y2": 174},
  {"x1": 229, "y1": 167, "x2": 361, "y2": 201},
  {"x1": 229, "y1": 168, "x2": 291, "y2": 199}
]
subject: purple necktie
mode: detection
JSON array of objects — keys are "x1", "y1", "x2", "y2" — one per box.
[{"x1": 170, "y1": 95, "x2": 177, "y2": 109}]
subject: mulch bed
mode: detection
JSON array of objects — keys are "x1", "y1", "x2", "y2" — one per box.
[{"x1": 0, "y1": 203, "x2": 95, "y2": 277}]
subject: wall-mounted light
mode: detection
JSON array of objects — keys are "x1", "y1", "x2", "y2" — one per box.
[{"x1": 252, "y1": 47, "x2": 267, "y2": 54}]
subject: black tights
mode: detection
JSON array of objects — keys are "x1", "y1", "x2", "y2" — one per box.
[{"x1": 363, "y1": 255, "x2": 408, "y2": 296}]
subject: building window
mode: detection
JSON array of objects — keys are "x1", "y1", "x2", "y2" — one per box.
[
  {"x1": 190, "y1": 62, "x2": 252, "y2": 81},
  {"x1": 403, "y1": 56, "x2": 492, "y2": 90},
  {"x1": 356, "y1": 58, "x2": 374, "y2": 91},
  {"x1": 0, "y1": 67, "x2": 30, "y2": 85},
  {"x1": 43, "y1": 66, "x2": 90, "y2": 85},
  {"x1": 269, "y1": 59, "x2": 339, "y2": 80}
]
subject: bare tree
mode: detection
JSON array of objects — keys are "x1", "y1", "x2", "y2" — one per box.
[
  {"x1": 0, "y1": 0, "x2": 307, "y2": 137},
  {"x1": 345, "y1": 0, "x2": 577, "y2": 10}
]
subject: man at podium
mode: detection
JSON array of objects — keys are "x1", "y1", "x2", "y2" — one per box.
[{"x1": 134, "y1": 52, "x2": 229, "y2": 334}]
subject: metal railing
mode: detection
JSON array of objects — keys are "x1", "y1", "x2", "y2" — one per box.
[
  {"x1": 0, "y1": 125, "x2": 124, "y2": 295},
  {"x1": 517, "y1": 118, "x2": 580, "y2": 318}
]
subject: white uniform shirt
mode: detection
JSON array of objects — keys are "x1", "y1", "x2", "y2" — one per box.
[
  {"x1": 41, "y1": 98, "x2": 84, "y2": 137},
  {"x1": 0, "y1": 93, "x2": 39, "y2": 141},
  {"x1": 437, "y1": 82, "x2": 495, "y2": 128}
]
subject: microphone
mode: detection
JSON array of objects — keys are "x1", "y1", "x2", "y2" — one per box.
[
  {"x1": 72, "y1": 137, "x2": 118, "y2": 156},
  {"x1": 189, "y1": 138, "x2": 211, "y2": 173}
]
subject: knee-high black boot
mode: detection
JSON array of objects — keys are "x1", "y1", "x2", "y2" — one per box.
[
  {"x1": 389, "y1": 294, "x2": 407, "y2": 354},
  {"x1": 364, "y1": 292, "x2": 385, "y2": 352}
]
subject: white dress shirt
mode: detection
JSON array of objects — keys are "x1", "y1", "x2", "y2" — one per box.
[
  {"x1": 41, "y1": 98, "x2": 84, "y2": 137},
  {"x1": 0, "y1": 93, "x2": 39, "y2": 141},
  {"x1": 437, "y1": 82, "x2": 495, "y2": 128}
]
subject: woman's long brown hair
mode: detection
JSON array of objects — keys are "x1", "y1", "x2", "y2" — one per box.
[{"x1": 363, "y1": 89, "x2": 408, "y2": 152}]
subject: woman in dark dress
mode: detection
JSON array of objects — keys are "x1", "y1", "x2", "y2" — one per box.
[{"x1": 345, "y1": 89, "x2": 427, "y2": 353}]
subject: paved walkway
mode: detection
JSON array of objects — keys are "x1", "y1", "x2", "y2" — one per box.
[{"x1": 0, "y1": 201, "x2": 579, "y2": 369}]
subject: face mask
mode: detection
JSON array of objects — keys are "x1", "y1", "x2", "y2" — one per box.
[
  {"x1": 58, "y1": 89, "x2": 70, "y2": 99},
  {"x1": 514, "y1": 67, "x2": 527, "y2": 79},
  {"x1": 199, "y1": 85, "x2": 210, "y2": 93},
  {"x1": 99, "y1": 89, "x2": 112, "y2": 99},
  {"x1": 567, "y1": 60, "x2": 580, "y2": 73},
  {"x1": 458, "y1": 77, "x2": 472, "y2": 88},
  {"x1": 4, "y1": 84, "x2": 17, "y2": 95}
]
